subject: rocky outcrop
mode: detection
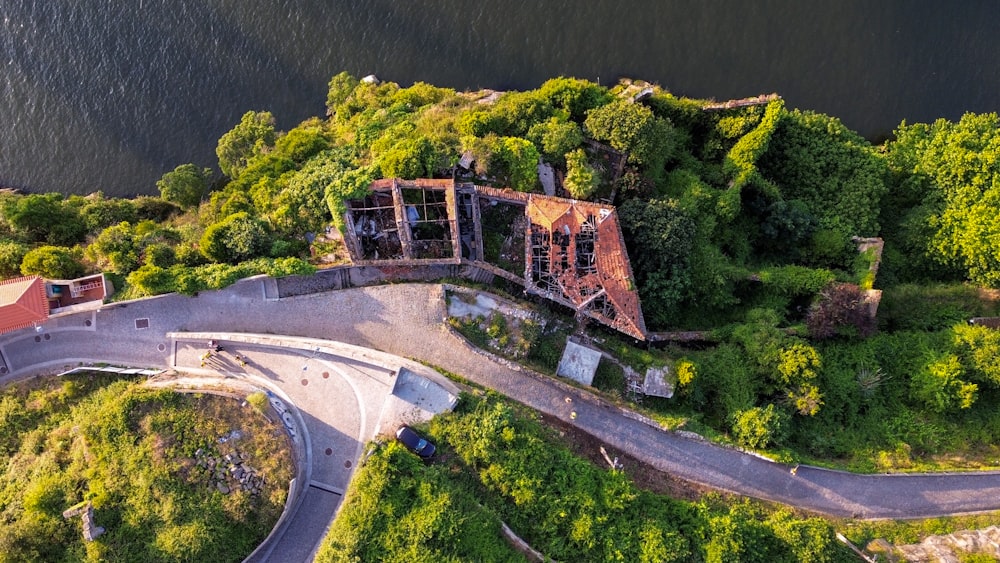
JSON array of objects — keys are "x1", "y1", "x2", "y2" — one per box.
[{"x1": 869, "y1": 526, "x2": 1000, "y2": 562}]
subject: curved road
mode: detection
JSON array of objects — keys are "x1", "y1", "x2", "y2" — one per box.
[{"x1": 4, "y1": 277, "x2": 1000, "y2": 525}]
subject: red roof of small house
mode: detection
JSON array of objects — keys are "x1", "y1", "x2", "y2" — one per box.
[{"x1": 0, "y1": 276, "x2": 49, "y2": 334}]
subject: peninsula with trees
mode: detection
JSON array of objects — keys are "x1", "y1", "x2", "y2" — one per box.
[{"x1": 4, "y1": 72, "x2": 1000, "y2": 561}]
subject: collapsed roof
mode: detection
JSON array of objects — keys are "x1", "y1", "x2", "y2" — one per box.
[{"x1": 343, "y1": 179, "x2": 647, "y2": 340}]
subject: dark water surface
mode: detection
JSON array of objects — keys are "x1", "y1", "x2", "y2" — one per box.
[{"x1": 2, "y1": 1, "x2": 999, "y2": 196}]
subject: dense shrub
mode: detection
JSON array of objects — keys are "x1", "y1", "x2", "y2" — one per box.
[
  {"x1": 320, "y1": 394, "x2": 846, "y2": 561},
  {"x1": 200, "y1": 212, "x2": 271, "y2": 264},
  {"x1": 731, "y1": 404, "x2": 789, "y2": 449},
  {"x1": 20, "y1": 245, "x2": 84, "y2": 279},
  {"x1": 0, "y1": 240, "x2": 29, "y2": 278}
]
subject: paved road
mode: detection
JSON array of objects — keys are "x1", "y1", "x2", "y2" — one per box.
[
  {"x1": 4, "y1": 278, "x2": 1000, "y2": 523},
  {"x1": 0, "y1": 279, "x2": 457, "y2": 562}
]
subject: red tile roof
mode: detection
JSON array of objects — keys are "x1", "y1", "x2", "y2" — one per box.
[
  {"x1": 0, "y1": 276, "x2": 49, "y2": 334},
  {"x1": 524, "y1": 196, "x2": 647, "y2": 339}
]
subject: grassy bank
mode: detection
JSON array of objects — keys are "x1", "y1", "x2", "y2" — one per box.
[
  {"x1": 0, "y1": 373, "x2": 292, "y2": 562},
  {"x1": 317, "y1": 393, "x2": 855, "y2": 562}
]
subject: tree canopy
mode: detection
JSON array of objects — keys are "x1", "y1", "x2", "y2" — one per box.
[
  {"x1": 887, "y1": 113, "x2": 1000, "y2": 286},
  {"x1": 199, "y1": 212, "x2": 271, "y2": 264},
  {"x1": 20, "y1": 245, "x2": 84, "y2": 279},
  {"x1": 584, "y1": 99, "x2": 675, "y2": 169},
  {"x1": 157, "y1": 164, "x2": 212, "y2": 209},
  {"x1": 216, "y1": 111, "x2": 277, "y2": 178}
]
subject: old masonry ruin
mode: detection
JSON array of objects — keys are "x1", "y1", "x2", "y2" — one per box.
[{"x1": 343, "y1": 179, "x2": 647, "y2": 340}]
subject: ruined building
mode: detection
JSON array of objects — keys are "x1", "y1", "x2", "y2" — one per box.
[{"x1": 343, "y1": 179, "x2": 647, "y2": 340}]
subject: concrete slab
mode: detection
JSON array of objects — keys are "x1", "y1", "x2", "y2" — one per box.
[
  {"x1": 556, "y1": 340, "x2": 602, "y2": 386},
  {"x1": 642, "y1": 366, "x2": 674, "y2": 398},
  {"x1": 447, "y1": 292, "x2": 498, "y2": 319},
  {"x1": 393, "y1": 367, "x2": 458, "y2": 410}
]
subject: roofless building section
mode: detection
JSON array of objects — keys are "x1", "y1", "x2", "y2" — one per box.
[
  {"x1": 343, "y1": 179, "x2": 647, "y2": 340},
  {"x1": 344, "y1": 179, "x2": 461, "y2": 265}
]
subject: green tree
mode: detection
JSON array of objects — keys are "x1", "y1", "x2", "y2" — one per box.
[
  {"x1": 757, "y1": 109, "x2": 887, "y2": 242},
  {"x1": 0, "y1": 240, "x2": 29, "y2": 278},
  {"x1": 563, "y1": 148, "x2": 599, "y2": 199},
  {"x1": 86, "y1": 222, "x2": 141, "y2": 275},
  {"x1": 20, "y1": 245, "x2": 84, "y2": 279},
  {"x1": 156, "y1": 164, "x2": 212, "y2": 209},
  {"x1": 887, "y1": 113, "x2": 1000, "y2": 286},
  {"x1": 527, "y1": 118, "x2": 584, "y2": 164},
  {"x1": 1, "y1": 193, "x2": 87, "y2": 245},
  {"x1": 619, "y1": 198, "x2": 696, "y2": 326},
  {"x1": 584, "y1": 99, "x2": 675, "y2": 168},
  {"x1": 216, "y1": 110, "x2": 277, "y2": 178},
  {"x1": 199, "y1": 212, "x2": 271, "y2": 264},
  {"x1": 326, "y1": 71, "x2": 360, "y2": 113}
]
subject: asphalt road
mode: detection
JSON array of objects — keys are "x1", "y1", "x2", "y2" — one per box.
[{"x1": 4, "y1": 277, "x2": 1000, "y2": 527}]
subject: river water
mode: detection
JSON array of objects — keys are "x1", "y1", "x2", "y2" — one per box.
[{"x1": 2, "y1": 0, "x2": 999, "y2": 197}]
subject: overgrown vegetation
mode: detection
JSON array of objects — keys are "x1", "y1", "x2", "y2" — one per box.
[
  {"x1": 317, "y1": 393, "x2": 851, "y2": 562},
  {"x1": 0, "y1": 374, "x2": 292, "y2": 562},
  {"x1": 447, "y1": 294, "x2": 571, "y2": 374},
  {"x1": 8, "y1": 71, "x2": 1000, "y2": 552}
]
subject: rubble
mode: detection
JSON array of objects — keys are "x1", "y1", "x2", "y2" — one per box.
[
  {"x1": 194, "y1": 447, "x2": 266, "y2": 497},
  {"x1": 62, "y1": 501, "x2": 105, "y2": 541}
]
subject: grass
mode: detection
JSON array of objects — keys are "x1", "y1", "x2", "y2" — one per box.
[
  {"x1": 317, "y1": 390, "x2": 1000, "y2": 561},
  {"x1": 317, "y1": 393, "x2": 862, "y2": 562},
  {"x1": 0, "y1": 373, "x2": 292, "y2": 562}
]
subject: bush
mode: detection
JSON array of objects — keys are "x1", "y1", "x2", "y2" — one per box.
[
  {"x1": 20, "y1": 245, "x2": 84, "y2": 279},
  {"x1": 806, "y1": 282, "x2": 876, "y2": 339},
  {"x1": 730, "y1": 404, "x2": 788, "y2": 449},
  {"x1": 910, "y1": 354, "x2": 977, "y2": 413},
  {"x1": 81, "y1": 196, "x2": 138, "y2": 233},
  {"x1": 756, "y1": 265, "x2": 835, "y2": 297},
  {"x1": 878, "y1": 283, "x2": 999, "y2": 332},
  {"x1": 126, "y1": 264, "x2": 176, "y2": 296},
  {"x1": 0, "y1": 240, "x2": 29, "y2": 278},
  {"x1": 564, "y1": 148, "x2": 599, "y2": 199},
  {"x1": 133, "y1": 197, "x2": 182, "y2": 222},
  {"x1": 245, "y1": 392, "x2": 268, "y2": 414},
  {"x1": 200, "y1": 212, "x2": 271, "y2": 264}
]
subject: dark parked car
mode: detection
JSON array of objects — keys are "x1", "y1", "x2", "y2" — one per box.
[{"x1": 395, "y1": 425, "x2": 436, "y2": 459}]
